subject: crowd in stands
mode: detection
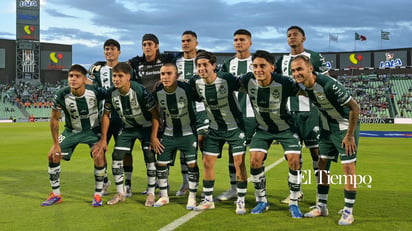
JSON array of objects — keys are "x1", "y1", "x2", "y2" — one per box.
[
  {"x1": 337, "y1": 75, "x2": 392, "y2": 118},
  {"x1": 1, "y1": 81, "x2": 64, "y2": 108},
  {"x1": 1, "y1": 81, "x2": 65, "y2": 119}
]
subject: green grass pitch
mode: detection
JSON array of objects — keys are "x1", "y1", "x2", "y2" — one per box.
[{"x1": 0, "y1": 122, "x2": 411, "y2": 230}]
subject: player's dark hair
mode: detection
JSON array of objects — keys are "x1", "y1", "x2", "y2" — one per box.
[
  {"x1": 252, "y1": 50, "x2": 275, "y2": 64},
  {"x1": 182, "y1": 30, "x2": 197, "y2": 39},
  {"x1": 113, "y1": 62, "x2": 132, "y2": 74},
  {"x1": 287, "y1": 25, "x2": 305, "y2": 36},
  {"x1": 104, "y1": 39, "x2": 121, "y2": 50},
  {"x1": 162, "y1": 62, "x2": 178, "y2": 72},
  {"x1": 69, "y1": 64, "x2": 88, "y2": 75},
  {"x1": 234, "y1": 29, "x2": 252, "y2": 38},
  {"x1": 195, "y1": 50, "x2": 216, "y2": 65}
]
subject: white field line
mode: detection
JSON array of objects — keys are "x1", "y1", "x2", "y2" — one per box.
[{"x1": 158, "y1": 157, "x2": 285, "y2": 231}]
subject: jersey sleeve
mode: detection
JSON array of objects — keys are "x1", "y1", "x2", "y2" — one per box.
[
  {"x1": 188, "y1": 76, "x2": 202, "y2": 102},
  {"x1": 142, "y1": 87, "x2": 157, "y2": 112},
  {"x1": 51, "y1": 90, "x2": 63, "y2": 111},
  {"x1": 325, "y1": 80, "x2": 351, "y2": 106},
  {"x1": 238, "y1": 72, "x2": 252, "y2": 92},
  {"x1": 274, "y1": 56, "x2": 283, "y2": 74},
  {"x1": 312, "y1": 52, "x2": 329, "y2": 74},
  {"x1": 221, "y1": 58, "x2": 230, "y2": 72},
  {"x1": 222, "y1": 72, "x2": 240, "y2": 91}
]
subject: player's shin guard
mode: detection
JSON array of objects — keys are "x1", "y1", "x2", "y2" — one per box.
[
  {"x1": 203, "y1": 180, "x2": 215, "y2": 201},
  {"x1": 94, "y1": 166, "x2": 105, "y2": 195},
  {"x1": 188, "y1": 166, "x2": 199, "y2": 193},
  {"x1": 112, "y1": 160, "x2": 124, "y2": 193},
  {"x1": 343, "y1": 190, "x2": 356, "y2": 213},
  {"x1": 146, "y1": 162, "x2": 156, "y2": 195},
  {"x1": 156, "y1": 165, "x2": 169, "y2": 197},
  {"x1": 180, "y1": 153, "x2": 189, "y2": 185},
  {"x1": 288, "y1": 169, "x2": 301, "y2": 205},
  {"x1": 317, "y1": 184, "x2": 330, "y2": 206},
  {"x1": 124, "y1": 152, "x2": 133, "y2": 186},
  {"x1": 250, "y1": 167, "x2": 267, "y2": 203},
  {"x1": 48, "y1": 162, "x2": 61, "y2": 195},
  {"x1": 236, "y1": 181, "x2": 247, "y2": 201}
]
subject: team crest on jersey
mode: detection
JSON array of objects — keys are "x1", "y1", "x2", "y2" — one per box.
[
  {"x1": 315, "y1": 92, "x2": 326, "y2": 101},
  {"x1": 179, "y1": 96, "x2": 186, "y2": 105},
  {"x1": 218, "y1": 85, "x2": 226, "y2": 94},
  {"x1": 130, "y1": 98, "x2": 137, "y2": 106},
  {"x1": 272, "y1": 89, "x2": 280, "y2": 98},
  {"x1": 88, "y1": 98, "x2": 96, "y2": 108},
  {"x1": 230, "y1": 66, "x2": 237, "y2": 72},
  {"x1": 159, "y1": 99, "x2": 167, "y2": 111}
]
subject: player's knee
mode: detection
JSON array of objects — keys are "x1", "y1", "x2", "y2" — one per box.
[{"x1": 112, "y1": 150, "x2": 127, "y2": 161}]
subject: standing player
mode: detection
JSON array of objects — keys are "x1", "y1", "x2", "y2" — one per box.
[
  {"x1": 189, "y1": 51, "x2": 248, "y2": 215},
  {"x1": 129, "y1": 33, "x2": 173, "y2": 195},
  {"x1": 41, "y1": 64, "x2": 107, "y2": 207},
  {"x1": 94, "y1": 62, "x2": 162, "y2": 206},
  {"x1": 218, "y1": 29, "x2": 256, "y2": 201},
  {"x1": 129, "y1": 33, "x2": 174, "y2": 92},
  {"x1": 291, "y1": 55, "x2": 360, "y2": 225},
  {"x1": 239, "y1": 50, "x2": 303, "y2": 218},
  {"x1": 174, "y1": 30, "x2": 208, "y2": 196},
  {"x1": 275, "y1": 26, "x2": 329, "y2": 204},
  {"x1": 88, "y1": 39, "x2": 136, "y2": 196},
  {"x1": 152, "y1": 63, "x2": 200, "y2": 209}
]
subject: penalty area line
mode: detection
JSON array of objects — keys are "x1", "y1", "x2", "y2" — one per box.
[{"x1": 158, "y1": 157, "x2": 285, "y2": 231}]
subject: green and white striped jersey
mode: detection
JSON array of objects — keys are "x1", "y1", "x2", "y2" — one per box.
[
  {"x1": 52, "y1": 85, "x2": 105, "y2": 133},
  {"x1": 305, "y1": 74, "x2": 352, "y2": 131},
  {"x1": 239, "y1": 72, "x2": 299, "y2": 132},
  {"x1": 154, "y1": 81, "x2": 197, "y2": 137},
  {"x1": 104, "y1": 81, "x2": 156, "y2": 128},
  {"x1": 175, "y1": 56, "x2": 196, "y2": 80},
  {"x1": 175, "y1": 56, "x2": 205, "y2": 113},
  {"x1": 189, "y1": 72, "x2": 243, "y2": 131},
  {"x1": 222, "y1": 56, "x2": 254, "y2": 118},
  {"x1": 89, "y1": 62, "x2": 137, "y2": 90},
  {"x1": 275, "y1": 49, "x2": 329, "y2": 112}
]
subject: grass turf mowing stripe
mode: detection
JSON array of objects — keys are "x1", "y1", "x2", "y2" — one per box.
[{"x1": 158, "y1": 157, "x2": 285, "y2": 231}]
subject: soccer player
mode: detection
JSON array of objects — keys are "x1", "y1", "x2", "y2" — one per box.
[
  {"x1": 129, "y1": 33, "x2": 174, "y2": 93},
  {"x1": 189, "y1": 51, "x2": 248, "y2": 215},
  {"x1": 88, "y1": 38, "x2": 136, "y2": 197},
  {"x1": 275, "y1": 26, "x2": 329, "y2": 204},
  {"x1": 152, "y1": 63, "x2": 200, "y2": 209},
  {"x1": 238, "y1": 50, "x2": 303, "y2": 218},
  {"x1": 128, "y1": 33, "x2": 173, "y2": 195},
  {"x1": 290, "y1": 55, "x2": 360, "y2": 225},
  {"x1": 174, "y1": 30, "x2": 208, "y2": 197},
  {"x1": 218, "y1": 29, "x2": 256, "y2": 201},
  {"x1": 94, "y1": 62, "x2": 162, "y2": 206},
  {"x1": 41, "y1": 64, "x2": 107, "y2": 207}
]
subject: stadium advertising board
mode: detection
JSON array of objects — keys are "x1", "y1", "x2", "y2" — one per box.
[
  {"x1": 40, "y1": 51, "x2": 72, "y2": 70},
  {"x1": 16, "y1": 0, "x2": 40, "y2": 41},
  {"x1": 374, "y1": 50, "x2": 407, "y2": 68},
  {"x1": 322, "y1": 54, "x2": 336, "y2": 70},
  {"x1": 340, "y1": 52, "x2": 372, "y2": 69}
]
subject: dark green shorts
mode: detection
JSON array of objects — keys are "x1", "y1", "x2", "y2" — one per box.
[
  {"x1": 59, "y1": 128, "x2": 100, "y2": 161},
  {"x1": 249, "y1": 128, "x2": 301, "y2": 154},
  {"x1": 157, "y1": 135, "x2": 198, "y2": 165},
  {"x1": 293, "y1": 110, "x2": 320, "y2": 148},
  {"x1": 195, "y1": 110, "x2": 209, "y2": 136},
  {"x1": 319, "y1": 124, "x2": 360, "y2": 164},
  {"x1": 203, "y1": 128, "x2": 246, "y2": 156}
]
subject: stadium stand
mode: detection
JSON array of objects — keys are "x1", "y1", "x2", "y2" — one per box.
[{"x1": 1, "y1": 75, "x2": 411, "y2": 121}]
